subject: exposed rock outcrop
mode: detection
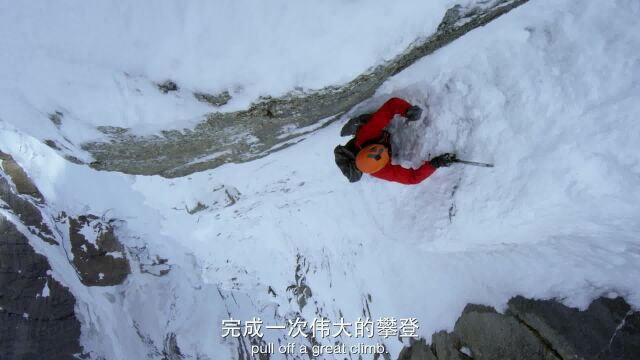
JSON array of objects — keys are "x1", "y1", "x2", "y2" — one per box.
[
  {"x1": 83, "y1": 0, "x2": 530, "y2": 177},
  {"x1": 0, "y1": 152, "x2": 44, "y2": 202},
  {"x1": 0, "y1": 151, "x2": 156, "y2": 357},
  {"x1": 507, "y1": 296, "x2": 639, "y2": 360},
  {"x1": 194, "y1": 90, "x2": 232, "y2": 107},
  {"x1": 67, "y1": 215, "x2": 130, "y2": 286},
  {"x1": 286, "y1": 254, "x2": 313, "y2": 311},
  {"x1": 1, "y1": 151, "x2": 131, "y2": 287},
  {"x1": 1, "y1": 152, "x2": 134, "y2": 356},
  {"x1": 398, "y1": 339, "x2": 438, "y2": 360},
  {"x1": 157, "y1": 80, "x2": 179, "y2": 94},
  {"x1": 398, "y1": 296, "x2": 640, "y2": 360}
]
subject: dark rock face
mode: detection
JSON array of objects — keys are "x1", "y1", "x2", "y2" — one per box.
[
  {"x1": 451, "y1": 304, "x2": 561, "y2": 360},
  {"x1": 398, "y1": 297, "x2": 640, "y2": 360},
  {"x1": 1, "y1": 151, "x2": 133, "y2": 357},
  {"x1": 507, "y1": 296, "x2": 640, "y2": 360},
  {"x1": 398, "y1": 339, "x2": 438, "y2": 360},
  {"x1": 610, "y1": 312, "x2": 640, "y2": 359},
  {"x1": 0, "y1": 214, "x2": 82, "y2": 360},
  {"x1": 67, "y1": 215, "x2": 130, "y2": 286},
  {"x1": 1, "y1": 151, "x2": 131, "y2": 287},
  {"x1": 82, "y1": 0, "x2": 530, "y2": 178},
  {"x1": 0, "y1": 176, "x2": 57, "y2": 245}
]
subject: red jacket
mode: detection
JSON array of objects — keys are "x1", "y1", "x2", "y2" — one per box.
[{"x1": 355, "y1": 97, "x2": 436, "y2": 185}]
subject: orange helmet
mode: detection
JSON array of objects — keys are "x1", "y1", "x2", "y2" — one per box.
[{"x1": 355, "y1": 144, "x2": 390, "y2": 174}]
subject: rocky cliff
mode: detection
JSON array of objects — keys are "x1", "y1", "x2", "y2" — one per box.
[
  {"x1": 398, "y1": 296, "x2": 639, "y2": 360},
  {"x1": 0, "y1": 152, "x2": 131, "y2": 359}
]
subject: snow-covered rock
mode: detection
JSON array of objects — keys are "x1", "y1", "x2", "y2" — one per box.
[{"x1": 67, "y1": 215, "x2": 130, "y2": 286}]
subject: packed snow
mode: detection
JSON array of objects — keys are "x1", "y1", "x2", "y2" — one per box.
[
  {"x1": 0, "y1": 0, "x2": 639, "y2": 359},
  {"x1": 78, "y1": 223, "x2": 99, "y2": 246},
  {"x1": 0, "y1": 0, "x2": 466, "y2": 143}
]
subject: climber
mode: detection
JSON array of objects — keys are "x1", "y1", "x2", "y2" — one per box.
[{"x1": 334, "y1": 97, "x2": 456, "y2": 185}]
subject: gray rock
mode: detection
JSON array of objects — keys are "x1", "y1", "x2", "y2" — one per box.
[
  {"x1": 0, "y1": 214, "x2": 82, "y2": 360},
  {"x1": 158, "y1": 80, "x2": 179, "y2": 94},
  {"x1": 194, "y1": 90, "x2": 232, "y2": 107},
  {"x1": 398, "y1": 339, "x2": 438, "y2": 360},
  {"x1": 398, "y1": 297, "x2": 640, "y2": 360},
  {"x1": 602, "y1": 311, "x2": 640, "y2": 359},
  {"x1": 431, "y1": 331, "x2": 467, "y2": 360},
  {"x1": 507, "y1": 296, "x2": 637, "y2": 360},
  {"x1": 81, "y1": 0, "x2": 530, "y2": 178},
  {"x1": 454, "y1": 304, "x2": 561, "y2": 360}
]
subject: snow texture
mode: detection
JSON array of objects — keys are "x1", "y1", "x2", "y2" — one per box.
[
  {"x1": 0, "y1": 0, "x2": 639, "y2": 359},
  {"x1": 0, "y1": 0, "x2": 460, "y2": 142}
]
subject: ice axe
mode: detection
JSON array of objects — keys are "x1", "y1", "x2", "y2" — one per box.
[{"x1": 453, "y1": 158, "x2": 494, "y2": 168}]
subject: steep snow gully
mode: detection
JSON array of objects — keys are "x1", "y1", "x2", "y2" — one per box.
[{"x1": 1, "y1": 0, "x2": 640, "y2": 359}]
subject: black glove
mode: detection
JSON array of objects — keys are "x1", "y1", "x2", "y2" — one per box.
[
  {"x1": 405, "y1": 105, "x2": 422, "y2": 122},
  {"x1": 340, "y1": 113, "x2": 372, "y2": 136},
  {"x1": 429, "y1": 153, "x2": 457, "y2": 168}
]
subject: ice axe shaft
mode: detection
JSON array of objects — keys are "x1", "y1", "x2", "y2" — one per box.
[{"x1": 453, "y1": 159, "x2": 494, "y2": 168}]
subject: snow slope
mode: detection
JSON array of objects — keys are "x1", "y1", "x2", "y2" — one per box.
[
  {"x1": 1, "y1": 0, "x2": 640, "y2": 358},
  {"x1": 0, "y1": 0, "x2": 464, "y2": 143}
]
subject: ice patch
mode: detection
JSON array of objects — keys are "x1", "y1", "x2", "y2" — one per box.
[
  {"x1": 42, "y1": 279, "x2": 50, "y2": 297},
  {"x1": 460, "y1": 346, "x2": 473, "y2": 357},
  {"x1": 107, "y1": 251, "x2": 124, "y2": 259}
]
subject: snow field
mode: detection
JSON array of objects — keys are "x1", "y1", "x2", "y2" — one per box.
[{"x1": 0, "y1": 0, "x2": 459, "y2": 141}]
